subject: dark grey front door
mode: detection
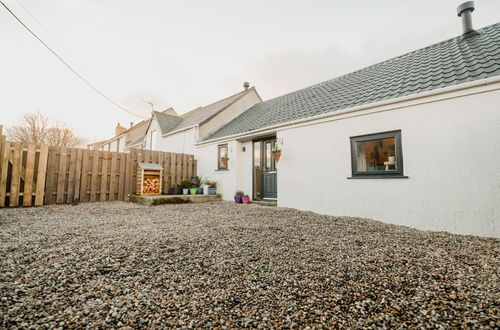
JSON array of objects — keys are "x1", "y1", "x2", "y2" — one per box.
[{"x1": 262, "y1": 139, "x2": 277, "y2": 199}]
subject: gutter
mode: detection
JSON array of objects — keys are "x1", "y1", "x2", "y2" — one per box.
[{"x1": 196, "y1": 75, "x2": 500, "y2": 147}]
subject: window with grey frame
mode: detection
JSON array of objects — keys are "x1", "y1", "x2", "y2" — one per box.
[
  {"x1": 217, "y1": 144, "x2": 228, "y2": 170},
  {"x1": 350, "y1": 130, "x2": 405, "y2": 178}
]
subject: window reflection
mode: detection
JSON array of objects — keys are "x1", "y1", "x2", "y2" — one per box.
[{"x1": 355, "y1": 137, "x2": 396, "y2": 172}]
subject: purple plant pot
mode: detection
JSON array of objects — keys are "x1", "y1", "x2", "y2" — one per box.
[{"x1": 234, "y1": 196, "x2": 242, "y2": 203}]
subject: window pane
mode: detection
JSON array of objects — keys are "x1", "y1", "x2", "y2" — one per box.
[
  {"x1": 265, "y1": 142, "x2": 271, "y2": 170},
  {"x1": 355, "y1": 137, "x2": 396, "y2": 172},
  {"x1": 218, "y1": 145, "x2": 228, "y2": 168},
  {"x1": 253, "y1": 142, "x2": 261, "y2": 198}
]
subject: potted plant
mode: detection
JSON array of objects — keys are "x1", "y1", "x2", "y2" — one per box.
[
  {"x1": 221, "y1": 152, "x2": 229, "y2": 167},
  {"x1": 192, "y1": 176, "x2": 205, "y2": 194},
  {"x1": 190, "y1": 183, "x2": 198, "y2": 195},
  {"x1": 180, "y1": 180, "x2": 192, "y2": 195},
  {"x1": 171, "y1": 184, "x2": 181, "y2": 195},
  {"x1": 272, "y1": 143, "x2": 281, "y2": 162},
  {"x1": 207, "y1": 181, "x2": 217, "y2": 195},
  {"x1": 234, "y1": 190, "x2": 244, "y2": 203},
  {"x1": 242, "y1": 194, "x2": 250, "y2": 204}
]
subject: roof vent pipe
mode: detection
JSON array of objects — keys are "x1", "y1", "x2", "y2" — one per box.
[
  {"x1": 457, "y1": 1, "x2": 475, "y2": 35},
  {"x1": 243, "y1": 82, "x2": 250, "y2": 90}
]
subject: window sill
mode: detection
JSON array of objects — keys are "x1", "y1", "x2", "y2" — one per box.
[
  {"x1": 215, "y1": 169, "x2": 229, "y2": 172},
  {"x1": 347, "y1": 175, "x2": 409, "y2": 179}
]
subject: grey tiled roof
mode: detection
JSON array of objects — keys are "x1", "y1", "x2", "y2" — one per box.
[
  {"x1": 154, "y1": 112, "x2": 183, "y2": 135},
  {"x1": 205, "y1": 23, "x2": 500, "y2": 141},
  {"x1": 160, "y1": 88, "x2": 256, "y2": 135}
]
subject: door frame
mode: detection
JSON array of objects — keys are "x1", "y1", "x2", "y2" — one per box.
[{"x1": 252, "y1": 136, "x2": 277, "y2": 200}]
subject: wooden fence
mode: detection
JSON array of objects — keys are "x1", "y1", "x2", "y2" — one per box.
[{"x1": 0, "y1": 136, "x2": 196, "y2": 207}]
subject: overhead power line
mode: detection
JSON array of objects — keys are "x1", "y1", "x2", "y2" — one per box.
[{"x1": 0, "y1": 0, "x2": 148, "y2": 119}]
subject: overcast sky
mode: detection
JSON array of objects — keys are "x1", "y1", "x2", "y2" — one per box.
[{"x1": 1, "y1": 0, "x2": 499, "y2": 142}]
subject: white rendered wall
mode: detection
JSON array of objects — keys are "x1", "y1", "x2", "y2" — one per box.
[
  {"x1": 195, "y1": 86, "x2": 500, "y2": 237},
  {"x1": 276, "y1": 89, "x2": 500, "y2": 237},
  {"x1": 195, "y1": 140, "x2": 253, "y2": 200},
  {"x1": 157, "y1": 129, "x2": 196, "y2": 155}
]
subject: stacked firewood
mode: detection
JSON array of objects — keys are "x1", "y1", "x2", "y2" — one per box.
[{"x1": 142, "y1": 177, "x2": 160, "y2": 194}]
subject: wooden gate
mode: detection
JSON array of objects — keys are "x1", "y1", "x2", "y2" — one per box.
[{"x1": 0, "y1": 136, "x2": 49, "y2": 207}]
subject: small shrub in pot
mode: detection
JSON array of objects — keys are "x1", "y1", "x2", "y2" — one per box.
[
  {"x1": 234, "y1": 190, "x2": 244, "y2": 203},
  {"x1": 180, "y1": 180, "x2": 192, "y2": 195},
  {"x1": 242, "y1": 194, "x2": 250, "y2": 204}
]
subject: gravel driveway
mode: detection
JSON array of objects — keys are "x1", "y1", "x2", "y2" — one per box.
[{"x1": 1, "y1": 202, "x2": 498, "y2": 328}]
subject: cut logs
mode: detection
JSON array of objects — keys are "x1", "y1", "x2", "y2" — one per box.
[{"x1": 137, "y1": 163, "x2": 163, "y2": 196}]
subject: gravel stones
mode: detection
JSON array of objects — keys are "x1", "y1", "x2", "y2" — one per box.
[{"x1": 0, "y1": 202, "x2": 499, "y2": 328}]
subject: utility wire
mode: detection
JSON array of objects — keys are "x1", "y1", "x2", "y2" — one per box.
[
  {"x1": 14, "y1": 0, "x2": 52, "y2": 36},
  {"x1": 0, "y1": 0, "x2": 148, "y2": 119}
]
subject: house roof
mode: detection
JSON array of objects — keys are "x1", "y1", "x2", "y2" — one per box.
[
  {"x1": 93, "y1": 118, "x2": 150, "y2": 149},
  {"x1": 205, "y1": 23, "x2": 500, "y2": 141},
  {"x1": 153, "y1": 111, "x2": 183, "y2": 135},
  {"x1": 127, "y1": 135, "x2": 146, "y2": 148},
  {"x1": 158, "y1": 87, "x2": 257, "y2": 135}
]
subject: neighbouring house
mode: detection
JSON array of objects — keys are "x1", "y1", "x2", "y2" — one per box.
[
  {"x1": 142, "y1": 83, "x2": 262, "y2": 154},
  {"x1": 195, "y1": 6, "x2": 500, "y2": 237},
  {"x1": 91, "y1": 119, "x2": 150, "y2": 152}
]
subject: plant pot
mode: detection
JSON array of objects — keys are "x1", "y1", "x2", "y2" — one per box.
[
  {"x1": 172, "y1": 187, "x2": 181, "y2": 195},
  {"x1": 234, "y1": 196, "x2": 242, "y2": 203},
  {"x1": 208, "y1": 187, "x2": 216, "y2": 195},
  {"x1": 242, "y1": 197, "x2": 250, "y2": 204},
  {"x1": 203, "y1": 184, "x2": 209, "y2": 195},
  {"x1": 182, "y1": 188, "x2": 189, "y2": 195},
  {"x1": 190, "y1": 188, "x2": 197, "y2": 195},
  {"x1": 197, "y1": 187, "x2": 203, "y2": 194},
  {"x1": 221, "y1": 158, "x2": 228, "y2": 167},
  {"x1": 272, "y1": 151, "x2": 281, "y2": 162}
]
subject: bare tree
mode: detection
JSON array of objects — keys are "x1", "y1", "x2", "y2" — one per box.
[
  {"x1": 7, "y1": 112, "x2": 85, "y2": 147},
  {"x1": 7, "y1": 112, "x2": 48, "y2": 145},
  {"x1": 45, "y1": 121, "x2": 85, "y2": 147}
]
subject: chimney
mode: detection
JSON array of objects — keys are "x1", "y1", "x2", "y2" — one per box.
[
  {"x1": 243, "y1": 81, "x2": 250, "y2": 90},
  {"x1": 457, "y1": 1, "x2": 475, "y2": 35},
  {"x1": 115, "y1": 123, "x2": 127, "y2": 136}
]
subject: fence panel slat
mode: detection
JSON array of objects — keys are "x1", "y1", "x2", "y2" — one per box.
[
  {"x1": 23, "y1": 143, "x2": 37, "y2": 206},
  {"x1": 158, "y1": 152, "x2": 165, "y2": 194},
  {"x1": 34, "y1": 144, "x2": 49, "y2": 206},
  {"x1": 90, "y1": 150, "x2": 100, "y2": 202},
  {"x1": 100, "y1": 152, "x2": 109, "y2": 202},
  {"x1": 44, "y1": 147, "x2": 56, "y2": 204},
  {"x1": 109, "y1": 152, "x2": 118, "y2": 201},
  {"x1": 0, "y1": 140, "x2": 9, "y2": 207},
  {"x1": 187, "y1": 155, "x2": 193, "y2": 182},
  {"x1": 183, "y1": 154, "x2": 189, "y2": 181},
  {"x1": 66, "y1": 148, "x2": 77, "y2": 203},
  {"x1": 0, "y1": 135, "x2": 4, "y2": 186},
  {"x1": 9, "y1": 142, "x2": 23, "y2": 207},
  {"x1": 56, "y1": 147, "x2": 67, "y2": 204},
  {"x1": 164, "y1": 152, "x2": 171, "y2": 194},
  {"x1": 117, "y1": 153, "x2": 126, "y2": 201},
  {"x1": 124, "y1": 149, "x2": 133, "y2": 200},
  {"x1": 73, "y1": 149, "x2": 83, "y2": 203},
  {"x1": 79, "y1": 149, "x2": 90, "y2": 202}
]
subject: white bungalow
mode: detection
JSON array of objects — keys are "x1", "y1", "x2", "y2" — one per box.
[{"x1": 194, "y1": 6, "x2": 500, "y2": 237}]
